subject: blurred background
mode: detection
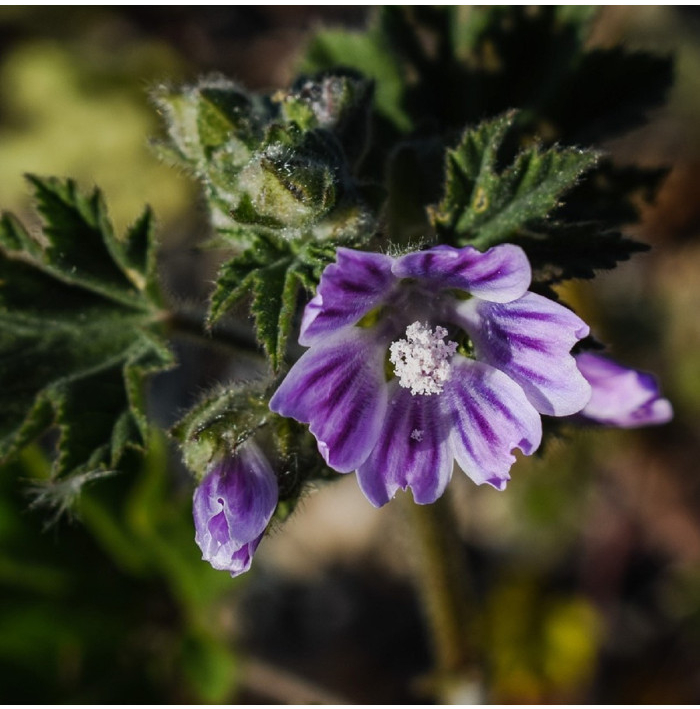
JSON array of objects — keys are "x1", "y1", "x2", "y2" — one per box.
[{"x1": 1, "y1": 6, "x2": 700, "y2": 703}]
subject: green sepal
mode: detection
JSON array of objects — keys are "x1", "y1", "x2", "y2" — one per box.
[
  {"x1": 171, "y1": 381, "x2": 338, "y2": 527},
  {"x1": 170, "y1": 381, "x2": 272, "y2": 480},
  {"x1": 0, "y1": 176, "x2": 174, "y2": 495},
  {"x1": 154, "y1": 74, "x2": 379, "y2": 249},
  {"x1": 236, "y1": 124, "x2": 341, "y2": 228},
  {"x1": 300, "y1": 22, "x2": 411, "y2": 133},
  {"x1": 430, "y1": 112, "x2": 599, "y2": 248},
  {"x1": 280, "y1": 70, "x2": 375, "y2": 165}
]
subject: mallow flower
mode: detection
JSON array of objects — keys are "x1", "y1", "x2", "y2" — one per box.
[
  {"x1": 575, "y1": 351, "x2": 673, "y2": 428},
  {"x1": 193, "y1": 441, "x2": 278, "y2": 576},
  {"x1": 270, "y1": 244, "x2": 592, "y2": 507}
]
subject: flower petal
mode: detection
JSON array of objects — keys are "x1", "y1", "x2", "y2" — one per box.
[
  {"x1": 356, "y1": 382, "x2": 453, "y2": 507},
  {"x1": 458, "y1": 292, "x2": 591, "y2": 416},
  {"x1": 269, "y1": 328, "x2": 388, "y2": 472},
  {"x1": 193, "y1": 441, "x2": 277, "y2": 576},
  {"x1": 300, "y1": 248, "x2": 396, "y2": 345},
  {"x1": 446, "y1": 357, "x2": 542, "y2": 489},
  {"x1": 575, "y1": 352, "x2": 673, "y2": 427},
  {"x1": 393, "y1": 244, "x2": 531, "y2": 303}
]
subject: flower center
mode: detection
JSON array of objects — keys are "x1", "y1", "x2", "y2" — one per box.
[{"x1": 389, "y1": 321, "x2": 457, "y2": 396}]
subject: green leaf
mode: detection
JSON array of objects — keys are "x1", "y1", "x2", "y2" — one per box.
[
  {"x1": 511, "y1": 222, "x2": 650, "y2": 284},
  {"x1": 431, "y1": 112, "x2": 600, "y2": 248},
  {"x1": 0, "y1": 176, "x2": 174, "y2": 494},
  {"x1": 208, "y1": 234, "x2": 339, "y2": 371}
]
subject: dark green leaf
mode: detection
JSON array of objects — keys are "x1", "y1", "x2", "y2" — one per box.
[
  {"x1": 431, "y1": 112, "x2": 599, "y2": 248},
  {"x1": 208, "y1": 235, "x2": 339, "y2": 372},
  {"x1": 511, "y1": 222, "x2": 650, "y2": 284},
  {"x1": 300, "y1": 7, "x2": 671, "y2": 236},
  {"x1": 0, "y1": 212, "x2": 43, "y2": 258},
  {"x1": 0, "y1": 176, "x2": 174, "y2": 492}
]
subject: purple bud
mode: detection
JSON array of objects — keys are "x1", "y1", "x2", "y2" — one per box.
[
  {"x1": 575, "y1": 352, "x2": 673, "y2": 428},
  {"x1": 193, "y1": 441, "x2": 278, "y2": 577}
]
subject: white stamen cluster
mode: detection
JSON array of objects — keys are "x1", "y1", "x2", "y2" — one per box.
[{"x1": 389, "y1": 322, "x2": 457, "y2": 396}]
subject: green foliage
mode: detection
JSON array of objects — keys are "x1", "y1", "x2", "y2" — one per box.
[
  {"x1": 0, "y1": 439, "x2": 237, "y2": 703},
  {"x1": 510, "y1": 223, "x2": 649, "y2": 285},
  {"x1": 430, "y1": 113, "x2": 648, "y2": 282},
  {"x1": 0, "y1": 176, "x2": 174, "y2": 491},
  {"x1": 209, "y1": 235, "x2": 339, "y2": 371},
  {"x1": 304, "y1": 7, "x2": 672, "y2": 142},
  {"x1": 303, "y1": 6, "x2": 673, "y2": 231},
  {"x1": 431, "y1": 112, "x2": 599, "y2": 246},
  {"x1": 155, "y1": 73, "x2": 379, "y2": 371}
]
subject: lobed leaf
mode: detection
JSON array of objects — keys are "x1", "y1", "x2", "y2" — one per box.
[
  {"x1": 208, "y1": 234, "x2": 339, "y2": 371},
  {"x1": 511, "y1": 222, "x2": 650, "y2": 284},
  {"x1": 0, "y1": 176, "x2": 174, "y2": 492},
  {"x1": 431, "y1": 112, "x2": 600, "y2": 247}
]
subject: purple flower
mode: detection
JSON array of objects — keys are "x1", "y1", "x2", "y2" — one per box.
[
  {"x1": 193, "y1": 441, "x2": 278, "y2": 576},
  {"x1": 575, "y1": 352, "x2": 673, "y2": 428},
  {"x1": 270, "y1": 244, "x2": 591, "y2": 507}
]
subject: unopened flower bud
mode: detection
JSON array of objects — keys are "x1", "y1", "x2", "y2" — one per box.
[{"x1": 193, "y1": 441, "x2": 278, "y2": 577}]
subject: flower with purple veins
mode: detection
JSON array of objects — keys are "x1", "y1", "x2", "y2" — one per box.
[
  {"x1": 193, "y1": 441, "x2": 278, "y2": 576},
  {"x1": 270, "y1": 244, "x2": 592, "y2": 507},
  {"x1": 575, "y1": 351, "x2": 673, "y2": 428}
]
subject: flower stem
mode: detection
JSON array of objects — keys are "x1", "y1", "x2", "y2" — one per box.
[{"x1": 403, "y1": 491, "x2": 483, "y2": 703}]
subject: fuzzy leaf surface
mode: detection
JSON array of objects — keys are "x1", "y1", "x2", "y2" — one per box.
[
  {"x1": 0, "y1": 176, "x2": 174, "y2": 486},
  {"x1": 431, "y1": 112, "x2": 599, "y2": 247},
  {"x1": 208, "y1": 234, "x2": 338, "y2": 371}
]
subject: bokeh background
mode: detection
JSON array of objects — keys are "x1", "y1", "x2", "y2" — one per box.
[{"x1": 2, "y1": 6, "x2": 700, "y2": 703}]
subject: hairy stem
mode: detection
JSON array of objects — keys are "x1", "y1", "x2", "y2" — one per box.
[{"x1": 404, "y1": 491, "x2": 483, "y2": 703}]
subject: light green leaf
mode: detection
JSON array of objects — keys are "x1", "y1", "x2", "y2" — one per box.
[{"x1": 431, "y1": 112, "x2": 600, "y2": 248}]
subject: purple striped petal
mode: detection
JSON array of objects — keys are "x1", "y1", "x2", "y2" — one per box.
[
  {"x1": 457, "y1": 292, "x2": 591, "y2": 416},
  {"x1": 575, "y1": 352, "x2": 673, "y2": 428},
  {"x1": 193, "y1": 441, "x2": 278, "y2": 576},
  {"x1": 446, "y1": 357, "x2": 542, "y2": 489},
  {"x1": 300, "y1": 248, "x2": 396, "y2": 345},
  {"x1": 356, "y1": 382, "x2": 453, "y2": 507},
  {"x1": 393, "y1": 244, "x2": 531, "y2": 303},
  {"x1": 269, "y1": 328, "x2": 388, "y2": 472}
]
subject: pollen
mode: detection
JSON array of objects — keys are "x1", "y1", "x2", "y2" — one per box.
[{"x1": 390, "y1": 322, "x2": 457, "y2": 396}]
